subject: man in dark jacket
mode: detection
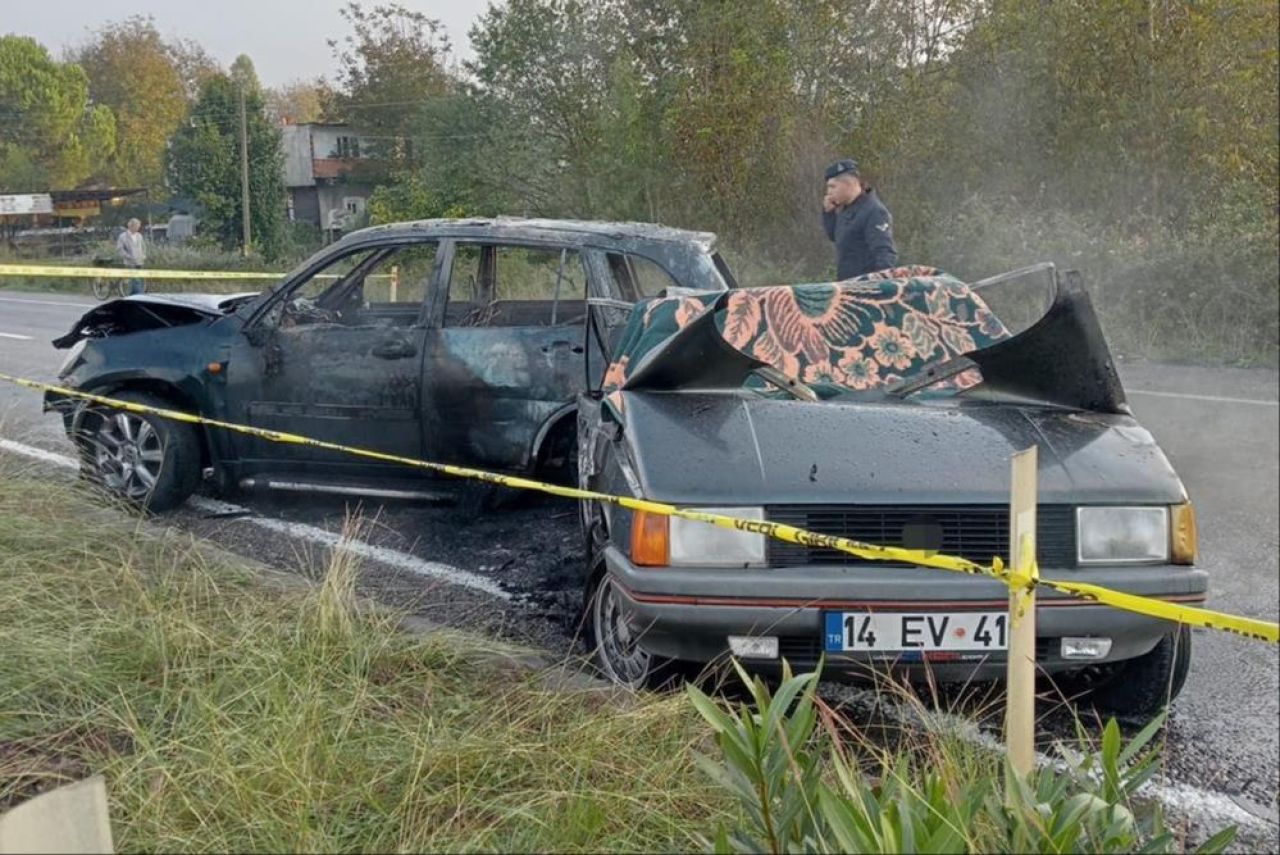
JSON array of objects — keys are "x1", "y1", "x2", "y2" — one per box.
[{"x1": 821, "y1": 159, "x2": 898, "y2": 280}]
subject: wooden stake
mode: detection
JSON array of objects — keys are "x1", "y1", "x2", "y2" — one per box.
[{"x1": 1005, "y1": 445, "x2": 1039, "y2": 785}]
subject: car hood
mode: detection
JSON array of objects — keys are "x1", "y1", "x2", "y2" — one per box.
[
  {"x1": 52, "y1": 292, "x2": 258, "y2": 348},
  {"x1": 116, "y1": 292, "x2": 259, "y2": 314},
  {"x1": 616, "y1": 392, "x2": 1185, "y2": 506}
]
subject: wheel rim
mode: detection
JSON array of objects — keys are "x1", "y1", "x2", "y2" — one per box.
[
  {"x1": 90, "y1": 412, "x2": 163, "y2": 501},
  {"x1": 592, "y1": 576, "x2": 652, "y2": 687}
]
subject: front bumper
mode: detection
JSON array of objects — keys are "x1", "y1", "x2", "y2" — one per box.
[
  {"x1": 44, "y1": 389, "x2": 83, "y2": 435},
  {"x1": 603, "y1": 546, "x2": 1208, "y2": 681}
]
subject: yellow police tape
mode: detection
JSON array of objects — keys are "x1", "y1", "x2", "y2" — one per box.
[
  {"x1": 1, "y1": 370, "x2": 1276, "y2": 645},
  {"x1": 0, "y1": 263, "x2": 282, "y2": 281},
  {"x1": 0, "y1": 263, "x2": 389, "y2": 284}
]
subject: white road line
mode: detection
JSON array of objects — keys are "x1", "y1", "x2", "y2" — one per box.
[
  {"x1": 0, "y1": 437, "x2": 511, "y2": 601},
  {"x1": 0, "y1": 332, "x2": 34, "y2": 340},
  {"x1": 190, "y1": 496, "x2": 512, "y2": 600},
  {"x1": 1128, "y1": 388, "x2": 1279, "y2": 407},
  {"x1": 0, "y1": 438, "x2": 77, "y2": 469},
  {"x1": 0, "y1": 295, "x2": 95, "y2": 308}
]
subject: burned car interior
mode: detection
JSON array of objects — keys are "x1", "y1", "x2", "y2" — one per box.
[{"x1": 441, "y1": 244, "x2": 589, "y2": 328}]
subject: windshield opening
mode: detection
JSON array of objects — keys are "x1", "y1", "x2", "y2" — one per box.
[{"x1": 603, "y1": 265, "x2": 1038, "y2": 400}]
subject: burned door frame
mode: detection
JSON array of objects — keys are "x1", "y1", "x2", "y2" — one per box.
[
  {"x1": 223, "y1": 235, "x2": 444, "y2": 481},
  {"x1": 419, "y1": 238, "x2": 597, "y2": 473}
]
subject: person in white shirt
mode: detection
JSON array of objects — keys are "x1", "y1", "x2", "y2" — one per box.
[{"x1": 115, "y1": 218, "x2": 146, "y2": 295}]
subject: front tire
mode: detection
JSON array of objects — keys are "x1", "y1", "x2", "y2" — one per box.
[
  {"x1": 587, "y1": 572, "x2": 669, "y2": 689},
  {"x1": 75, "y1": 391, "x2": 201, "y2": 512},
  {"x1": 1084, "y1": 626, "x2": 1191, "y2": 721}
]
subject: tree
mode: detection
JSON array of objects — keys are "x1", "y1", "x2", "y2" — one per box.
[
  {"x1": 0, "y1": 35, "x2": 115, "y2": 191},
  {"x1": 229, "y1": 54, "x2": 261, "y2": 93},
  {"x1": 266, "y1": 77, "x2": 333, "y2": 125},
  {"x1": 327, "y1": 2, "x2": 454, "y2": 174},
  {"x1": 73, "y1": 16, "x2": 188, "y2": 192},
  {"x1": 169, "y1": 37, "x2": 221, "y2": 101},
  {"x1": 466, "y1": 0, "x2": 659, "y2": 217},
  {"x1": 167, "y1": 72, "x2": 286, "y2": 258},
  {"x1": 653, "y1": 0, "x2": 800, "y2": 239}
]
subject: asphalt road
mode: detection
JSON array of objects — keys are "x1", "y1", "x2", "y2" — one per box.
[{"x1": 2, "y1": 288, "x2": 1277, "y2": 836}]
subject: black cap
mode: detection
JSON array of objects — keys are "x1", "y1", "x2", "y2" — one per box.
[{"x1": 824, "y1": 158, "x2": 859, "y2": 181}]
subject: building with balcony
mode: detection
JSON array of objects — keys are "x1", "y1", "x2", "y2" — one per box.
[{"x1": 282, "y1": 123, "x2": 373, "y2": 236}]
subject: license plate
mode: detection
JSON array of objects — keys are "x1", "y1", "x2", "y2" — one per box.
[{"x1": 824, "y1": 611, "x2": 1008, "y2": 653}]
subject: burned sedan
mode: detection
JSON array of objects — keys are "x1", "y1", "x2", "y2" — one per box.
[
  {"x1": 578, "y1": 264, "x2": 1205, "y2": 717},
  {"x1": 46, "y1": 218, "x2": 734, "y2": 509}
]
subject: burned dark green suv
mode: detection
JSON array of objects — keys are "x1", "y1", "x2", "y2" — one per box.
[{"x1": 47, "y1": 217, "x2": 735, "y2": 509}]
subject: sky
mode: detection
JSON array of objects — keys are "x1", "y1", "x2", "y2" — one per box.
[{"x1": 5, "y1": 0, "x2": 494, "y2": 87}]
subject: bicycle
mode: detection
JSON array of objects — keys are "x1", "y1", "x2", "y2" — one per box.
[
  {"x1": 91, "y1": 275, "x2": 130, "y2": 300},
  {"x1": 89, "y1": 258, "x2": 139, "y2": 300}
]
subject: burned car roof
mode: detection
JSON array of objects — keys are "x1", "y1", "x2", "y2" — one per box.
[{"x1": 344, "y1": 217, "x2": 719, "y2": 251}]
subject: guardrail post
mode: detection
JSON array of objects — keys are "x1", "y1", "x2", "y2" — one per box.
[
  {"x1": 389, "y1": 265, "x2": 399, "y2": 303},
  {"x1": 1005, "y1": 445, "x2": 1038, "y2": 786}
]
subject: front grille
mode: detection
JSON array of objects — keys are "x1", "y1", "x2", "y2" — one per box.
[{"x1": 766, "y1": 504, "x2": 1076, "y2": 568}]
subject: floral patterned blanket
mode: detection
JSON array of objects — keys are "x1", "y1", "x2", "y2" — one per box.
[{"x1": 602, "y1": 266, "x2": 1009, "y2": 396}]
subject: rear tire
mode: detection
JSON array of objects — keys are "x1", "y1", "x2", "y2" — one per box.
[
  {"x1": 75, "y1": 390, "x2": 201, "y2": 512},
  {"x1": 1084, "y1": 627, "x2": 1191, "y2": 722}
]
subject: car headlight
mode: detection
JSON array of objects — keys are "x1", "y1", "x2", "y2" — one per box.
[
  {"x1": 1076, "y1": 506, "x2": 1169, "y2": 565},
  {"x1": 631, "y1": 507, "x2": 767, "y2": 568},
  {"x1": 57, "y1": 339, "x2": 87, "y2": 378}
]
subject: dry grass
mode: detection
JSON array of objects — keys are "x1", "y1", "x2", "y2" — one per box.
[{"x1": 0, "y1": 457, "x2": 729, "y2": 851}]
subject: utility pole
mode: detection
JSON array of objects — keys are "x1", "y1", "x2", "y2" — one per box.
[{"x1": 238, "y1": 83, "x2": 252, "y2": 256}]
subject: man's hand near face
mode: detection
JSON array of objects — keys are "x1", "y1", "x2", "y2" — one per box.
[{"x1": 822, "y1": 192, "x2": 838, "y2": 213}]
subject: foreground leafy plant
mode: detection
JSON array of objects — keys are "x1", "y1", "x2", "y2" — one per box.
[{"x1": 688, "y1": 661, "x2": 1237, "y2": 854}]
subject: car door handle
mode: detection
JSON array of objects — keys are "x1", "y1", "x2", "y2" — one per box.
[
  {"x1": 372, "y1": 340, "x2": 417, "y2": 360},
  {"x1": 542, "y1": 340, "x2": 584, "y2": 355}
]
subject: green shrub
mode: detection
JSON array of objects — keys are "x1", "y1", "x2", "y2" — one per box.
[{"x1": 689, "y1": 662, "x2": 1237, "y2": 854}]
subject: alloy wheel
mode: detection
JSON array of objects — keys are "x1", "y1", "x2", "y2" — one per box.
[{"x1": 90, "y1": 412, "x2": 164, "y2": 501}]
